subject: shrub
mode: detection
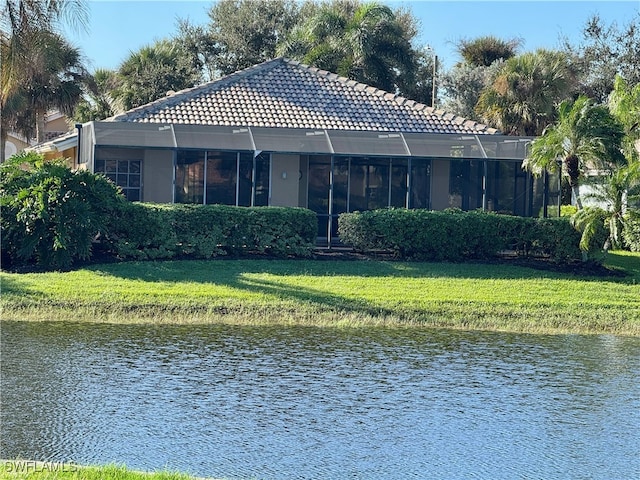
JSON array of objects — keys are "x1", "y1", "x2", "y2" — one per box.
[
  {"x1": 108, "y1": 204, "x2": 317, "y2": 260},
  {"x1": 623, "y1": 209, "x2": 640, "y2": 252},
  {"x1": 1, "y1": 153, "x2": 123, "y2": 270},
  {"x1": 105, "y1": 203, "x2": 178, "y2": 260},
  {"x1": 338, "y1": 209, "x2": 588, "y2": 263}
]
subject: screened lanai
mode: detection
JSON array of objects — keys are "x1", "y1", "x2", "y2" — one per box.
[{"x1": 78, "y1": 121, "x2": 559, "y2": 240}]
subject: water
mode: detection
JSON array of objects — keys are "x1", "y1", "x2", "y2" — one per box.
[{"x1": 1, "y1": 321, "x2": 639, "y2": 479}]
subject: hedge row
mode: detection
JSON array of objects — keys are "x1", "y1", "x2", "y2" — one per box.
[
  {"x1": 105, "y1": 203, "x2": 317, "y2": 260},
  {"x1": 338, "y1": 209, "x2": 602, "y2": 263}
]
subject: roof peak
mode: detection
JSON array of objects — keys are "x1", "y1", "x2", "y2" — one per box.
[{"x1": 111, "y1": 57, "x2": 498, "y2": 134}]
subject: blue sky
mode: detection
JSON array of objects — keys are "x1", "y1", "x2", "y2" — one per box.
[{"x1": 65, "y1": 0, "x2": 640, "y2": 72}]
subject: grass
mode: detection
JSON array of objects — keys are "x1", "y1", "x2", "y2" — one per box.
[
  {"x1": 0, "y1": 462, "x2": 199, "y2": 480},
  {"x1": 1, "y1": 251, "x2": 639, "y2": 335}
]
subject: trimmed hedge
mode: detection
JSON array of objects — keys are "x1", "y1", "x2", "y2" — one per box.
[
  {"x1": 105, "y1": 203, "x2": 317, "y2": 260},
  {"x1": 338, "y1": 209, "x2": 591, "y2": 263}
]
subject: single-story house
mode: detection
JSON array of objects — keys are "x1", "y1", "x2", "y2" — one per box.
[
  {"x1": 37, "y1": 58, "x2": 558, "y2": 240},
  {"x1": 4, "y1": 110, "x2": 73, "y2": 160}
]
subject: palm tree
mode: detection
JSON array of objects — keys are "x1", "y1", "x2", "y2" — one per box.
[
  {"x1": 73, "y1": 68, "x2": 124, "y2": 122},
  {"x1": 476, "y1": 49, "x2": 577, "y2": 135},
  {"x1": 1, "y1": 0, "x2": 88, "y2": 99},
  {"x1": 572, "y1": 163, "x2": 640, "y2": 251},
  {"x1": 608, "y1": 75, "x2": 640, "y2": 164},
  {"x1": 278, "y1": 1, "x2": 416, "y2": 95},
  {"x1": 456, "y1": 35, "x2": 521, "y2": 68},
  {"x1": 523, "y1": 95, "x2": 625, "y2": 209},
  {"x1": 113, "y1": 40, "x2": 202, "y2": 110},
  {"x1": 17, "y1": 31, "x2": 91, "y2": 143},
  {"x1": 1, "y1": 0, "x2": 89, "y2": 161}
]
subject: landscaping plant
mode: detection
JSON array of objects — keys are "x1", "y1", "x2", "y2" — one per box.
[{"x1": 0, "y1": 152, "x2": 123, "y2": 269}]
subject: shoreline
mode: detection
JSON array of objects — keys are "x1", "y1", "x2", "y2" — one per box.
[
  {"x1": 3, "y1": 298, "x2": 638, "y2": 337},
  {"x1": 2, "y1": 254, "x2": 639, "y2": 336}
]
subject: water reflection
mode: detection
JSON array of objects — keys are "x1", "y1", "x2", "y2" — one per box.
[{"x1": 1, "y1": 322, "x2": 639, "y2": 479}]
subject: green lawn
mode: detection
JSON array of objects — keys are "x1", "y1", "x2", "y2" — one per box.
[{"x1": 1, "y1": 251, "x2": 639, "y2": 335}]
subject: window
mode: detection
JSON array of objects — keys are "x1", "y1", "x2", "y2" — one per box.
[
  {"x1": 175, "y1": 150, "x2": 271, "y2": 206},
  {"x1": 175, "y1": 151, "x2": 205, "y2": 204},
  {"x1": 95, "y1": 151, "x2": 142, "y2": 202}
]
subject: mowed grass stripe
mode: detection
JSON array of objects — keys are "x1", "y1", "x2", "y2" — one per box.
[{"x1": 2, "y1": 252, "x2": 639, "y2": 334}]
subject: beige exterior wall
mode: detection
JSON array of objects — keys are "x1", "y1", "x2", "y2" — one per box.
[
  {"x1": 142, "y1": 150, "x2": 174, "y2": 203},
  {"x1": 45, "y1": 115, "x2": 71, "y2": 137},
  {"x1": 270, "y1": 153, "x2": 301, "y2": 207},
  {"x1": 4, "y1": 135, "x2": 28, "y2": 159},
  {"x1": 430, "y1": 159, "x2": 451, "y2": 211}
]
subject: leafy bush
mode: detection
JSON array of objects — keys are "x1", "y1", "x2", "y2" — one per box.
[
  {"x1": 1, "y1": 152, "x2": 123, "y2": 270},
  {"x1": 570, "y1": 207, "x2": 612, "y2": 259},
  {"x1": 623, "y1": 209, "x2": 640, "y2": 252},
  {"x1": 108, "y1": 204, "x2": 317, "y2": 260},
  {"x1": 105, "y1": 203, "x2": 178, "y2": 260},
  {"x1": 338, "y1": 209, "x2": 588, "y2": 263}
]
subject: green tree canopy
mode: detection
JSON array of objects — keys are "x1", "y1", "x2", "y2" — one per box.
[
  {"x1": 73, "y1": 68, "x2": 123, "y2": 122},
  {"x1": 113, "y1": 40, "x2": 202, "y2": 110},
  {"x1": 203, "y1": 0, "x2": 309, "y2": 76},
  {"x1": 563, "y1": 13, "x2": 640, "y2": 102},
  {"x1": 20, "y1": 31, "x2": 91, "y2": 142},
  {"x1": 608, "y1": 75, "x2": 640, "y2": 164},
  {"x1": 1, "y1": 0, "x2": 88, "y2": 99},
  {"x1": 475, "y1": 49, "x2": 577, "y2": 135},
  {"x1": 523, "y1": 95, "x2": 625, "y2": 209},
  {"x1": 278, "y1": 1, "x2": 418, "y2": 97},
  {"x1": 455, "y1": 35, "x2": 521, "y2": 68},
  {"x1": 440, "y1": 61, "x2": 504, "y2": 121}
]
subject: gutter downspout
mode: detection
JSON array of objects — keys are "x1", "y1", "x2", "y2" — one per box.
[{"x1": 75, "y1": 124, "x2": 82, "y2": 168}]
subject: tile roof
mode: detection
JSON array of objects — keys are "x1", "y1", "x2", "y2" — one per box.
[{"x1": 111, "y1": 58, "x2": 498, "y2": 135}]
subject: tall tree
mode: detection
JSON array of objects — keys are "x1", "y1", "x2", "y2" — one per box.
[
  {"x1": 608, "y1": 75, "x2": 640, "y2": 164},
  {"x1": 440, "y1": 61, "x2": 504, "y2": 121},
  {"x1": 18, "y1": 31, "x2": 91, "y2": 143},
  {"x1": 455, "y1": 35, "x2": 521, "y2": 68},
  {"x1": 475, "y1": 49, "x2": 577, "y2": 135},
  {"x1": 278, "y1": 1, "x2": 417, "y2": 96},
  {"x1": 563, "y1": 13, "x2": 640, "y2": 102},
  {"x1": 112, "y1": 40, "x2": 202, "y2": 110},
  {"x1": 1, "y1": 0, "x2": 89, "y2": 161},
  {"x1": 204, "y1": 0, "x2": 309, "y2": 76},
  {"x1": 1, "y1": 0, "x2": 88, "y2": 98},
  {"x1": 572, "y1": 162, "x2": 640, "y2": 251},
  {"x1": 73, "y1": 68, "x2": 123, "y2": 122},
  {"x1": 523, "y1": 96, "x2": 625, "y2": 209}
]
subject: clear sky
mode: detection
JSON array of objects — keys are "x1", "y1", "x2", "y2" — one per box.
[{"x1": 65, "y1": 0, "x2": 640, "y2": 73}]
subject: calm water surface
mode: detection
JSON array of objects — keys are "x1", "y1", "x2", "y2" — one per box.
[{"x1": 1, "y1": 321, "x2": 638, "y2": 479}]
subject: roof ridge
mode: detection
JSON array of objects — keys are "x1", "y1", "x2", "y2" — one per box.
[
  {"x1": 109, "y1": 56, "x2": 499, "y2": 134},
  {"x1": 111, "y1": 58, "x2": 287, "y2": 122},
  {"x1": 280, "y1": 58, "x2": 496, "y2": 133}
]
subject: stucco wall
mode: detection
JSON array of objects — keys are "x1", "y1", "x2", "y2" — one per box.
[
  {"x1": 270, "y1": 154, "x2": 301, "y2": 207},
  {"x1": 430, "y1": 159, "x2": 450, "y2": 211},
  {"x1": 143, "y1": 150, "x2": 174, "y2": 203}
]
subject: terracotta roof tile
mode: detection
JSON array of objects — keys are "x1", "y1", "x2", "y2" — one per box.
[{"x1": 111, "y1": 58, "x2": 497, "y2": 134}]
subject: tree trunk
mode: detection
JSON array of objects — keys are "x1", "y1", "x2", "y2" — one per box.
[
  {"x1": 0, "y1": 126, "x2": 6, "y2": 163},
  {"x1": 572, "y1": 185, "x2": 583, "y2": 209},
  {"x1": 565, "y1": 154, "x2": 582, "y2": 209},
  {"x1": 36, "y1": 109, "x2": 46, "y2": 144}
]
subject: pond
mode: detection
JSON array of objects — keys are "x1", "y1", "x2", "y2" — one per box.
[{"x1": 1, "y1": 321, "x2": 638, "y2": 479}]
